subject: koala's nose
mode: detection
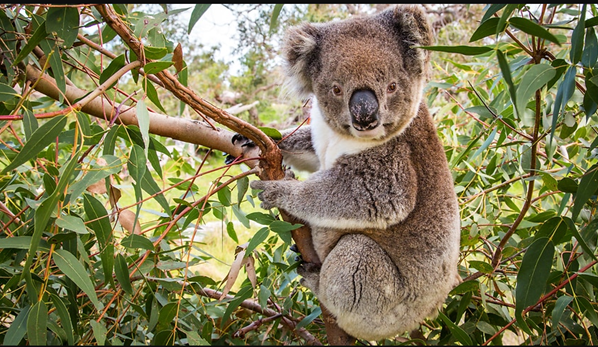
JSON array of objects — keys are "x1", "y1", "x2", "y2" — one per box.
[{"x1": 349, "y1": 89, "x2": 379, "y2": 131}]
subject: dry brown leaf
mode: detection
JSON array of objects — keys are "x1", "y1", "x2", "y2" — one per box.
[
  {"x1": 109, "y1": 184, "x2": 121, "y2": 209},
  {"x1": 173, "y1": 42, "x2": 183, "y2": 73},
  {"x1": 245, "y1": 255, "x2": 256, "y2": 288},
  {"x1": 86, "y1": 179, "x2": 106, "y2": 194},
  {"x1": 118, "y1": 209, "x2": 141, "y2": 235},
  {"x1": 219, "y1": 242, "x2": 249, "y2": 300}
]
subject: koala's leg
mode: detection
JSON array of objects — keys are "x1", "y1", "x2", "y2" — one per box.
[{"x1": 316, "y1": 233, "x2": 406, "y2": 340}]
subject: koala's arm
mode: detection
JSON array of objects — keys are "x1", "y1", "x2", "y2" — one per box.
[
  {"x1": 278, "y1": 125, "x2": 320, "y2": 173},
  {"x1": 251, "y1": 143, "x2": 417, "y2": 229}
]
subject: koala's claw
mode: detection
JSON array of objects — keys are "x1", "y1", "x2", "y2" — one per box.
[
  {"x1": 290, "y1": 243, "x2": 299, "y2": 253},
  {"x1": 231, "y1": 133, "x2": 256, "y2": 148}
]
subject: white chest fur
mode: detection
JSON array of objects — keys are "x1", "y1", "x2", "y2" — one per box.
[{"x1": 310, "y1": 97, "x2": 384, "y2": 170}]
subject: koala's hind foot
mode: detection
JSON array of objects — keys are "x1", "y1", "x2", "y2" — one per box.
[
  {"x1": 297, "y1": 261, "x2": 321, "y2": 294},
  {"x1": 225, "y1": 133, "x2": 258, "y2": 165}
]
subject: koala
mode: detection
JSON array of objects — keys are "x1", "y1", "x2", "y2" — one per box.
[{"x1": 249, "y1": 5, "x2": 461, "y2": 341}]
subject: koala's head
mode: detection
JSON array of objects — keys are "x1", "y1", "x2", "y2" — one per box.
[{"x1": 282, "y1": 5, "x2": 432, "y2": 140}]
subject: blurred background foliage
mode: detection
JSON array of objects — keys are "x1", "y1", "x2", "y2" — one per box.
[{"x1": 0, "y1": 3, "x2": 597, "y2": 346}]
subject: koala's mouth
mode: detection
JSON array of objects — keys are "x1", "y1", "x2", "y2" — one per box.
[{"x1": 346, "y1": 121, "x2": 389, "y2": 139}]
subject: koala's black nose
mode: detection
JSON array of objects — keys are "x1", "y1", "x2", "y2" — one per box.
[{"x1": 349, "y1": 89, "x2": 379, "y2": 131}]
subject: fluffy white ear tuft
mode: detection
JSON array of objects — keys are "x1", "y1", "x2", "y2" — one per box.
[{"x1": 281, "y1": 22, "x2": 319, "y2": 98}]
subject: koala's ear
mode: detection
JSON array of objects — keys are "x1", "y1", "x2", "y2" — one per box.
[
  {"x1": 282, "y1": 23, "x2": 320, "y2": 98},
  {"x1": 386, "y1": 5, "x2": 433, "y2": 76}
]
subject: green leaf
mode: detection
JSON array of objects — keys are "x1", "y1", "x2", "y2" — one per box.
[
  {"x1": 269, "y1": 4, "x2": 284, "y2": 33},
  {"x1": 140, "y1": 169, "x2": 171, "y2": 214},
  {"x1": 564, "y1": 213, "x2": 598, "y2": 262},
  {"x1": 156, "y1": 302, "x2": 178, "y2": 331},
  {"x1": 509, "y1": 17, "x2": 562, "y2": 46},
  {"x1": 53, "y1": 249, "x2": 103, "y2": 311},
  {"x1": 83, "y1": 194, "x2": 112, "y2": 248},
  {"x1": 258, "y1": 126, "x2": 283, "y2": 140},
  {"x1": 188, "y1": 4, "x2": 211, "y2": 34},
  {"x1": 552, "y1": 296, "x2": 573, "y2": 331},
  {"x1": 121, "y1": 234, "x2": 155, "y2": 251},
  {"x1": 2, "y1": 115, "x2": 67, "y2": 173},
  {"x1": 45, "y1": 6, "x2": 79, "y2": 48},
  {"x1": 246, "y1": 212, "x2": 276, "y2": 225},
  {"x1": 246, "y1": 227, "x2": 270, "y2": 253},
  {"x1": 68, "y1": 155, "x2": 122, "y2": 204},
  {"x1": 419, "y1": 45, "x2": 493, "y2": 56},
  {"x1": 470, "y1": 17, "x2": 507, "y2": 42},
  {"x1": 99, "y1": 54, "x2": 125, "y2": 89},
  {"x1": 4, "y1": 305, "x2": 30, "y2": 346},
  {"x1": 582, "y1": 27, "x2": 598, "y2": 68},
  {"x1": 12, "y1": 24, "x2": 47, "y2": 67},
  {"x1": 127, "y1": 144, "x2": 147, "y2": 184},
  {"x1": 143, "y1": 77, "x2": 166, "y2": 113},
  {"x1": 40, "y1": 38, "x2": 65, "y2": 101},
  {"x1": 115, "y1": 253, "x2": 133, "y2": 295},
  {"x1": 50, "y1": 294, "x2": 74, "y2": 345},
  {"x1": 236, "y1": 176, "x2": 249, "y2": 204},
  {"x1": 449, "y1": 280, "x2": 479, "y2": 295},
  {"x1": 496, "y1": 49, "x2": 518, "y2": 117},
  {"x1": 89, "y1": 320, "x2": 107, "y2": 346},
  {"x1": 136, "y1": 98, "x2": 150, "y2": 159},
  {"x1": 576, "y1": 296, "x2": 598, "y2": 328},
  {"x1": 550, "y1": 66, "x2": 576, "y2": 143},
  {"x1": 27, "y1": 301, "x2": 48, "y2": 346},
  {"x1": 221, "y1": 285, "x2": 253, "y2": 328},
  {"x1": 572, "y1": 164, "x2": 598, "y2": 221},
  {"x1": 481, "y1": 4, "x2": 507, "y2": 23},
  {"x1": 296, "y1": 306, "x2": 322, "y2": 330},
  {"x1": 570, "y1": 4, "x2": 587, "y2": 64},
  {"x1": 437, "y1": 310, "x2": 473, "y2": 346},
  {"x1": 143, "y1": 46, "x2": 168, "y2": 60},
  {"x1": 515, "y1": 64, "x2": 556, "y2": 117},
  {"x1": 55, "y1": 215, "x2": 88, "y2": 234},
  {"x1": 516, "y1": 237, "x2": 554, "y2": 313},
  {"x1": 0, "y1": 236, "x2": 50, "y2": 251},
  {"x1": 143, "y1": 61, "x2": 174, "y2": 75}
]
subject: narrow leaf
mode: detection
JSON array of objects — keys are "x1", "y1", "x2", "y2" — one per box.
[
  {"x1": 515, "y1": 64, "x2": 556, "y2": 116},
  {"x1": 12, "y1": 24, "x2": 47, "y2": 67},
  {"x1": 269, "y1": 4, "x2": 283, "y2": 33},
  {"x1": 496, "y1": 49, "x2": 518, "y2": 117},
  {"x1": 419, "y1": 45, "x2": 493, "y2": 56},
  {"x1": 53, "y1": 249, "x2": 103, "y2": 310},
  {"x1": 140, "y1": 169, "x2": 171, "y2": 214},
  {"x1": 582, "y1": 27, "x2": 598, "y2": 68},
  {"x1": 470, "y1": 17, "x2": 507, "y2": 42},
  {"x1": 516, "y1": 237, "x2": 555, "y2": 313},
  {"x1": 246, "y1": 227, "x2": 270, "y2": 253},
  {"x1": 550, "y1": 66, "x2": 577, "y2": 143},
  {"x1": 4, "y1": 305, "x2": 30, "y2": 346},
  {"x1": 570, "y1": 4, "x2": 587, "y2": 64},
  {"x1": 27, "y1": 301, "x2": 48, "y2": 346},
  {"x1": 437, "y1": 310, "x2": 473, "y2": 346},
  {"x1": 55, "y1": 215, "x2": 88, "y2": 234},
  {"x1": 89, "y1": 320, "x2": 107, "y2": 345},
  {"x1": 552, "y1": 296, "x2": 573, "y2": 331},
  {"x1": 115, "y1": 253, "x2": 133, "y2": 295},
  {"x1": 572, "y1": 164, "x2": 598, "y2": 220},
  {"x1": 136, "y1": 98, "x2": 150, "y2": 159},
  {"x1": 188, "y1": 4, "x2": 211, "y2": 34},
  {"x1": 509, "y1": 17, "x2": 562, "y2": 46},
  {"x1": 481, "y1": 4, "x2": 507, "y2": 23},
  {"x1": 50, "y1": 294, "x2": 74, "y2": 345},
  {"x1": 296, "y1": 306, "x2": 323, "y2": 330},
  {"x1": 121, "y1": 234, "x2": 154, "y2": 251},
  {"x1": 68, "y1": 155, "x2": 122, "y2": 204},
  {"x1": 2, "y1": 115, "x2": 67, "y2": 173}
]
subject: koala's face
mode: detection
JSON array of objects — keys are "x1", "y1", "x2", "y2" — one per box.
[{"x1": 283, "y1": 5, "x2": 432, "y2": 141}]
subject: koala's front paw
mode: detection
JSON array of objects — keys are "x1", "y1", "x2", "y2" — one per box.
[
  {"x1": 250, "y1": 180, "x2": 283, "y2": 210},
  {"x1": 297, "y1": 261, "x2": 321, "y2": 292},
  {"x1": 250, "y1": 169, "x2": 296, "y2": 210}
]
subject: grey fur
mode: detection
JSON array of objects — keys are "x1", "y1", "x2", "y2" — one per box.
[{"x1": 250, "y1": 5, "x2": 460, "y2": 341}]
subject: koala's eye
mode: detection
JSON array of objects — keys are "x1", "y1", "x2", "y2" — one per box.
[
  {"x1": 387, "y1": 82, "x2": 397, "y2": 93},
  {"x1": 332, "y1": 85, "x2": 343, "y2": 96}
]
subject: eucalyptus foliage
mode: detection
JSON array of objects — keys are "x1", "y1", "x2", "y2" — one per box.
[{"x1": 0, "y1": 3, "x2": 597, "y2": 346}]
